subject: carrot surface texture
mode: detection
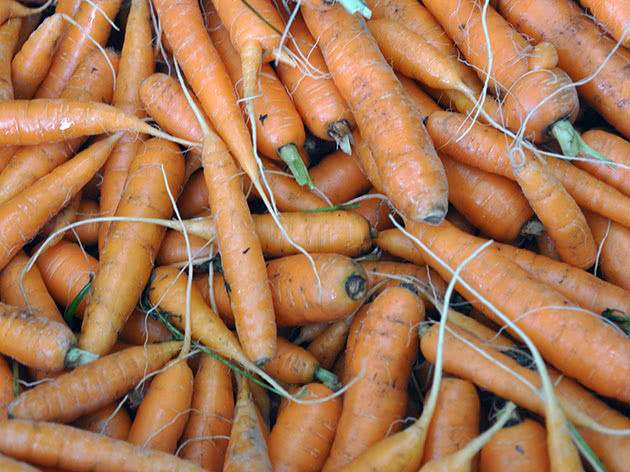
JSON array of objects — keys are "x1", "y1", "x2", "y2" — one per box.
[{"x1": 302, "y1": 4, "x2": 448, "y2": 225}]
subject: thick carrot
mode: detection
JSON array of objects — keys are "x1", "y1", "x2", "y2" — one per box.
[
  {"x1": 98, "y1": 0, "x2": 154, "y2": 251},
  {"x1": 0, "y1": 18, "x2": 21, "y2": 101},
  {"x1": 35, "y1": 0, "x2": 122, "y2": 99},
  {"x1": 408, "y1": 219, "x2": 630, "y2": 402},
  {"x1": 11, "y1": 13, "x2": 64, "y2": 99},
  {"x1": 0, "y1": 355, "x2": 13, "y2": 418},
  {"x1": 179, "y1": 353, "x2": 234, "y2": 471},
  {"x1": 275, "y1": 10, "x2": 355, "y2": 151},
  {"x1": 0, "y1": 250, "x2": 62, "y2": 323},
  {"x1": 302, "y1": 5, "x2": 447, "y2": 224},
  {"x1": 578, "y1": 0, "x2": 630, "y2": 48},
  {"x1": 73, "y1": 402, "x2": 132, "y2": 441},
  {"x1": 118, "y1": 309, "x2": 172, "y2": 345},
  {"x1": 79, "y1": 138, "x2": 185, "y2": 355},
  {"x1": 323, "y1": 285, "x2": 424, "y2": 470},
  {"x1": 421, "y1": 378, "x2": 480, "y2": 467},
  {"x1": 510, "y1": 154, "x2": 597, "y2": 268},
  {"x1": 0, "y1": 48, "x2": 119, "y2": 207},
  {"x1": 480, "y1": 417, "x2": 550, "y2": 472},
  {"x1": 38, "y1": 193, "x2": 82, "y2": 249},
  {"x1": 64, "y1": 198, "x2": 100, "y2": 246},
  {"x1": 0, "y1": 133, "x2": 120, "y2": 272},
  {"x1": 495, "y1": 0, "x2": 630, "y2": 140},
  {"x1": 156, "y1": 230, "x2": 214, "y2": 267},
  {"x1": 127, "y1": 358, "x2": 193, "y2": 453},
  {"x1": 309, "y1": 150, "x2": 371, "y2": 204},
  {"x1": 268, "y1": 383, "x2": 342, "y2": 472},
  {"x1": 0, "y1": 418, "x2": 206, "y2": 472},
  {"x1": 175, "y1": 170, "x2": 210, "y2": 219},
  {"x1": 8, "y1": 341, "x2": 182, "y2": 423}
]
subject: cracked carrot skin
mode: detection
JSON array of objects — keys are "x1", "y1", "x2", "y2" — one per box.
[{"x1": 302, "y1": 4, "x2": 448, "y2": 224}]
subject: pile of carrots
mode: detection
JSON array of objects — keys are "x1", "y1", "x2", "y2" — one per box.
[{"x1": 0, "y1": 0, "x2": 629, "y2": 470}]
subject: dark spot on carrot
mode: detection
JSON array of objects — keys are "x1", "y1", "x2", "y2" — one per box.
[
  {"x1": 242, "y1": 247, "x2": 250, "y2": 254},
  {"x1": 224, "y1": 281, "x2": 232, "y2": 304},
  {"x1": 422, "y1": 116, "x2": 429, "y2": 126},
  {"x1": 345, "y1": 273, "x2": 367, "y2": 301},
  {"x1": 91, "y1": 67, "x2": 97, "y2": 73},
  {"x1": 515, "y1": 444, "x2": 524, "y2": 454},
  {"x1": 259, "y1": 114, "x2": 268, "y2": 125},
  {"x1": 459, "y1": 24, "x2": 465, "y2": 30},
  {"x1": 398, "y1": 282, "x2": 418, "y2": 294}
]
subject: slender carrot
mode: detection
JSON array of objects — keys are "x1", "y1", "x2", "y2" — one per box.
[
  {"x1": 306, "y1": 316, "x2": 353, "y2": 370},
  {"x1": 577, "y1": 0, "x2": 630, "y2": 48},
  {"x1": 64, "y1": 198, "x2": 100, "y2": 246},
  {"x1": 0, "y1": 48, "x2": 119, "y2": 207},
  {"x1": 8, "y1": 341, "x2": 182, "y2": 423},
  {"x1": 0, "y1": 1, "x2": 50, "y2": 26},
  {"x1": 118, "y1": 309, "x2": 173, "y2": 345},
  {"x1": 98, "y1": 0, "x2": 154, "y2": 252},
  {"x1": 11, "y1": 13, "x2": 64, "y2": 99},
  {"x1": 179, "y1": 353, "x2": 234, "y2": 471},
  {"x1": 309, "y1": 150, "x2": 371, "y2": 205},
  {"x1": 0, "y1": 18, "x2": 22, "y2": 101},
  {"x1": 0, "y1": 250, "x2": 62, "y2": 323},
  {"x1": 0, "y1": 419, "x2": 206, "y2": 471},
  {"x1": 0, "y1": 133, "x2": 120, "y2": 272},
  {"x1": 192, "y1": 273, "x2": 235, "y2": 327},
  {"x1": 79, "y1": 138, "x2": 185, "y2": 356},
  {"x1": 302, "y1": 5, "x2": 448, "y2": 224},
  {"x1": 480, "y1": 417, "x2": 550, "y2": 472},
  {"x1": 0, "y1": 355, "x2": 13, "y2": 418},
  {"x1": 294, "y1": 323, "x2": 330, "y2": 346},
  {"x1": 223, "y1": 373, "x2": 272, "y2": 472},
  {"x1": 323, "y1": 285, "x2": 424, "y2": 470},
  {"x1": 73, "y1": 402, "x2": 132, "y2": 441},
  {"x1": 127, "y1": 358, "x2": 193, "y2": 453},
  {"x1": 268, "y1": 383, "x2": 342, "y2": 472},
  {"x1": 39, "y1": 193, "x2": 82, "y2": 248}
]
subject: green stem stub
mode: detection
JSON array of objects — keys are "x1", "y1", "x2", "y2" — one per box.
[
  {"x1": 551, "y1": 119, "x2": 613, "y2": 164},
  {"x1": 64, "y1": 348, "x2": 99, "y2": 368},
  {"x1": 314, "y1": 366, "x2": 342, "y2": 391},
  {"x1": 337, "y1": 0, "x2": 372, "y2": 18},
  {"x1": 64, "y1": 279, "x2": 92, "y2": 326},
  {"x1": 278, "y1": 143, "x2": 314, "y2": 189}
]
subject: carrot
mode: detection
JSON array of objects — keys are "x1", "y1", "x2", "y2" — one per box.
[
  {"x1": 118, "y1": 309, "x2": 173, "y2": 345},
  {"x1": 0, "y1": 1, "x2": 51, "y2": 27},
  {"x1": 446, "y1": 206, "x2": 478, "y2": 235},
  {"x1": 127, "y1": 358, "x2": 193, "y2": 453},
  {"x1": 8, "y1": 341, "x2": 182, "y2": 423},
  {"x1": 419, "y1": 402, "x2": 517, "y2": 472},
  {"x1": 302, "y1": 5, "x2": 448, "y2": 224},
  {"x1": 38, "y1": 193, "x2": 82, "y2": 249},
  {"x1": 575, "y1": 129, "x2": 630, "y2": 197},
  {"x1": 309, "y1": 150, "x2": 371, "y2": 205},
  {"x1": 156, "y1": 230, "x2": 214, "y2": 267},
  {"x1": 0, "y1": 18, "x2": 21, "y2": 101},
  {"x1": 306, "y1": 316, "x2": 353, "y2": 370},
  {"x1": 577, "y1": 0, "x2": 630, "y2": 48},
  {"x1": 536, "y1": 230, "x2": 561, "y2": 261},
  {"x1": 323, "y1": 285, "x2": 424, "y2": 470},
  {"x1": 294, "y1": 323, "x2": 330, "y2": 346},
  {"x1": 79, "y1": 138, "x2": 185, "y2": 356},
  {"x1": 179, "y1": 353, "x2": 234, "y2": 471},
  {"x1": 0, "y1": 133, "x2": 120, "y2": 274},
  {"x1": 35, "y1": 239, "x2": 96, "y2": 317},
  {"x1": 223, "y1": 373, "x2": 272, "y2": 472},
  {"x1": 0, "y1": 355, "x2": 13, "y2": 418},
  {"x1": 275, "y1": 10, "x2": 355, "y2": 151},
  {"x1": 421, "y1": 378, "x2": 480, "y2": 467},
  {"x1": 267, "y1": 253, "x2": 367, "y2": 326},
  {"x1": 0, "y1": 250, "x2": 62, "y2": 323},
  {"x1": 407, "y1": 219, "x2": 630, "y2": 403},
  {"x1": 203, "y1": 3, "x2": 309, "y2": 186},
  {"x1": 480, "y1": 417, "x2": 550, "y2": 472},
  {"x1": 54, "y1": 0, "x2": 81, "y2": 18},
  {"x1": 98, "y1": 0, "x2": 154, "y2": 252},
  {"x1": 268, "y1": 383, "x2": 342, "y2": 472},
  {"x1": 0, "y1": 48, "x2": 119, "y2": 207},
  {"x1": 509, "y1": 153, "x2": 597, "y2": 269},
  {"x1": 64, "y1": 199, "x2": 100, "y2": 246},
  {"x1": 174, "y1": 170, "x2": 210, "y2": 219},
  {"x1": 35, "y1": 0, "x2": 122, "y2": 99},
  {"x1": 192, "y1": 273, "x2": 235, "y2": 327},
  {"x1": 11, "y1": 13, "x2": 64, "y2": 99},
  {"x1": 73, "y1": 402, "x2": 132, "y2": 441},
  {"x1": 349, "y1": 189, "x2": 396, "y2": 232},
  {"x1": 263, "y1": 337, "x2": 339, "y2": 389},
  {"x1": 0, "y1": 418, "x2": 207, "y2": 472}
]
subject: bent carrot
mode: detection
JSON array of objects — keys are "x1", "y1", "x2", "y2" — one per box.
[
  {"x1": 302, "y1": 5, "x2": 448, "y2": 224},
  {"x1": 79, "y1": 138, "x2": 185, "y2": 356},
  {"x1": 0, "y1": 133, "x2": 120, "y2": 272},
  {"x1": 0, "y1": 419, "x2": 206, "y2": 471},
  {"x1": 127, "y1": 358, "x2": 193, "y2": 453},
  {"x1": 8, "y1": 341, "x2": 182, "y2": 423},
  {"x1": 73, "y1": 402, "x2": 132, "y2": 441},
  {"x1": 268, "y1": 383, "x2": 342, "y2": 472}
]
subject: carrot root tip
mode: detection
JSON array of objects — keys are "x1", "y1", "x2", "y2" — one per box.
[
  {"x1": 345, "y1": 273, "x2": 367, "y2": 301},
  {"x1": 278, "y1": 144, "x2": 313, "y2": 188},
  {"x1": 64, "y1": 348, "x2": 99, "y2": 368},
  {"x1": 551, "y1": 119, "x2": 613, "y2": 165},
  {"x1": 337, "y1": 0, "x2": 372, "y2": 18},
  {"x1": 314, "y1": 366, "x2": 342, "y2": 391},
  {"x1": 328, "y1": 120, "x2": 353, "y2": 155}
]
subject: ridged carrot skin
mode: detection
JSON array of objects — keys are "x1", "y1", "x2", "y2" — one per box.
[
  {"x1": 8, "y1": 341, "x2": 182, "y2": 423},
  {"x1": 302, "y1": 5, "x2": 448, "y2": 224}
]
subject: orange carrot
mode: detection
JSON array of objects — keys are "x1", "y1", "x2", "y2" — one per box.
[
  {"x1": 127, "y1": 358, "x2": 193, "y2": 453},
  {"x1": 323, "y1": 285, "x2": 424, "y2": 470},
  {"x1": 294, "y1": 322, "x2": 330, "y2": 346},
  {"x1": 98, "y1": 0, "x2": 154, "y2": 252},
  {"x1": 309, "y1": 150, "x2": 371, "y2": 205},
  {"x1": 0, "y1": 18, "x2": 22, "y2": 101},
  {"x1": 179, "y1": 353, "x2": 234, "y2": 471},
  {"x1": 175, "y1": 170, "x2": 210, "y2": 219},
  {"x1": 268, "y1": 383, "x2": 342, "y2": 472},
  {"x1": 306, "y1": 316, "x2": 353, "y2": 370},
  {"x1": 480, "y1": 417, "x2": 550, "y2": 472},
  {"x1": 38, "y1": 193, "x2": 82, "y2": 249},
  {"x1": 11, "y1": 13, "x2": 64, "y2": 99},
  {"x1": 64, "y1": 198, "x2": 100, "y2": 246},
  {"x1": 73, "y1": 402, "x2": 132, "y2": 441},
  {"x1": 0, "y1": 133, "x2": 120, "y2": 272},
  {"x1": 349, "y1": 189, "x2": 396, "y2": 232},
  {"x1": 0, "y1": 1, "x2": 49, "y2": 27},
  {"x1": 223, "y1": 373, "x2": 272, "y2": 472},
  {"x1": 8, "y1": 341, "x2": 182, "y2": 423},
  {"x1": 302, "y1": 5, "x2": 448, "y2": 224},
  {"x1": 0, "y1": 250, "x2": 62, "y2": 323},
  {"x1": 0, "y1": 452, "x2": 40, "y2": 472},
  {"x1": 0, "y1": 355, "x2": 13, "y2": 418},
  {"x1": 156, "y1": 230, "x2": 214, "y2": 267},
  {"x1": 0, "y1": 418, "x2": 206, "y2": 471},
  {"x1": 577, "y1": 0, "x2": 630, "y2": 48},
  {"x1": 79, "y1": 138, "x2": 184, "y2": 356},
  {"x1": 536, "y1": 230, "x2": 561, "y2": 261},
  {"x1": 118, "y1": 309, "x2": 173, "y2": 345}
]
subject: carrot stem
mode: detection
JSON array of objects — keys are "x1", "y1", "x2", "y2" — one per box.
[
  {"x1": 551, "y1": 119, "x2": 613, "y2": 164},
  {"x1": 568, "y1": 420, "x2": 608, "y2": 472},
  {"x1": 11, "y1": 360, "x2": 18, "y2": 398},
  {"x1": 313, "y1": 366, "x2": 341, "y2": 391},
  {"x1": 336, "y1": 0, "x2": 372, "y2": 18},
  {"x1": 64, "y1": 279, "x2": 91, "y2": 326},
  {"x1": 63, "y1": 348, "x2": 98, "y2": 368},
  {"x1": 278, "y1": 144, "x2": 313, "y2": 188}
]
